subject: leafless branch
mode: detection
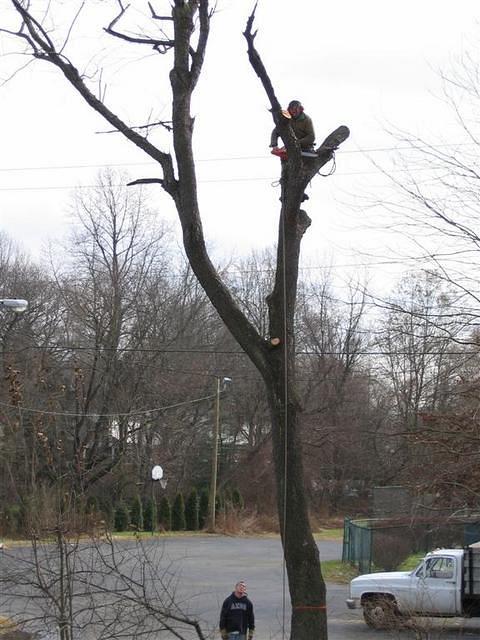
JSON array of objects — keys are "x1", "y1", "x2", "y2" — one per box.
[
  {"x1": 243, "y1": 4, "x2": 281, "y2": 116},
  {"x1": 58, "y1": 0, "x2": 86, "y2": 55},
  {"x1": 148, "y1": 2, "x2": 174, "y2": 21},
  {"x1": 1, "y1": 529, "x2": 208, "y2": 640},
  {"x1": 190, "y1": 0, "x2": 210, "y2": 89},
  {"x1": 97, "y1": 120, "x2": 172, "y2": 135},
  {"x1": 5, "y1": 0, "x2": 178, "y2": 197},
  {"x1": 105, "y1": 2, "x2": 174, "y2": 53},
  {"x1": 0, "y1": 55, "x2": 36, "y2": 86}
]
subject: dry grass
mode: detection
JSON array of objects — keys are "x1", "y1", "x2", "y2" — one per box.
[
  {"x1": 0, "y1": 617, "x2": 17, "y2": 634},
  {"x1": 214, "y1": 510, "x2": 280, "y2": 535},
  {"x1": 214, "y1": 510, "x2": 343, "y2": 538}
]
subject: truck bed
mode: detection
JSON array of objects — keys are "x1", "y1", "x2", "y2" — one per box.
[{"x1": 464, "y1": 547, "x2": 480, "y2": 597}]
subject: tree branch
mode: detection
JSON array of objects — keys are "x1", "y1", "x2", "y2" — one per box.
[
  {"x1": 167, "y1": 1, "x2": 271, "y2": 377},
  {"x1": 105, "y1": 1, "x2": 175, "y2": 52},
  {"x1": 97, "y1": 120, "x2": 173, "y2": 134},
  {"x1": 148, "y1": 2, "x2": 174, "y2": 21},
  {"x1": 8, "y1": 0, "x2": 178, "y2": 197},
  {"x1": 190, "y1": 0, "x2": 210, "y2": 89},
  {"x1": 127, "y1": 178, "x2": 163, "y2": 186}
]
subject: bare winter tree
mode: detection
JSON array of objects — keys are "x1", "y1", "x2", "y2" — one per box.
[
  {"x1": 363, "y1": 41, "x2": 480, "y2": 506},
  {"x1": 0, "y1": 180, "x2": 222, "y2": 517},
  {"x1": 372, "y1": 271, "x2": 480, "y2": 506},
  {"x1": 0, "y1": 520, "x2": 207, "y2": 640},
  {"x1": 369, "y1": 39, "x2": 480, "y2": 346},
  {"x1": 0, "y1": 233, "x2": 67, "y2": 502},
  {"x1": 1, "y1": 3, "x2": 349, "y2": 637},
  {"x1": 295, "y1": 277, "x2": 376, "y2": 512}
]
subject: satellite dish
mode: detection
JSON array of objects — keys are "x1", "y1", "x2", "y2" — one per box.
[{"x1": 151, "y1": 465, "x2": 163, "y2": 481}]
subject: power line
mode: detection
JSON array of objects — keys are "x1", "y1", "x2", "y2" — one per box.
[
  {"x1": 0, "y1": 162, "x2": 459, "y2": 192},
  {"x1": 0, "y1": 141, "x2": 475, "y2": 174},
  {"x1": 1, "y1": 343, "x2": 478, "y2": 358},
  {"x1": 0, "y1": 391, "x2": 217, "y2": 419}
]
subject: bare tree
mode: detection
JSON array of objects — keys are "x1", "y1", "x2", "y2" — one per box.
[
  {"x1": 295, "y1": 277, "x2": 376, "y2": 512},
  {"x1": 369, "y1": 270, "x2": 480, "y2": 505},
  {"x1": 0, "y1": 233, "x2": 67, "y2": 502},
  {"x1": 1, "y1": 3, "x2": 349, "y2": 637},
  {"x1": 0, "y1": 519, "x2": 207, "y2": 640},
  {"x1": 375, "y1": 271, "x2": 463, "y2": 430},
  {"x1": 23, "y1": 170, "x2": 174, "y2": 494},
  {"x1": 363, "y1": 37, "x2": 480, "y2": 500},
  {"x1": 368, "y1": 38, "x2": 480, "y2": 346}
]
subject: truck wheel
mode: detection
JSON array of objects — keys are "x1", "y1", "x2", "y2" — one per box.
[{"x1": 362, "y1": 597, "x2": 398, "y2": 630}]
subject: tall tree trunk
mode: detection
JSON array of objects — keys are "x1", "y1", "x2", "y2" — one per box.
[
  {"x1": 261, "y1": 161, "x2": 327, "y2": 636},
  {"x1": 268, "y1": 386, "x2": 328, "y2": 638},
  {"x1": 172, "y1": 5, "x2": 332, "y2": 637}
]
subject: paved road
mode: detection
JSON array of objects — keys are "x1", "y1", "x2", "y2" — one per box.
[
  {"x1": 142, "y1": 536, "x2": 480, "y2": 640},
  {"x1": 2, "y1": 536, "x2": 480, "y2": 639},
  {"x1": 146, "y1": 536, "x2": 341, "y2": 638}
]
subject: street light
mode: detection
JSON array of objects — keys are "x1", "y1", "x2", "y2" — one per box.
[
  {"x1": 209, "y1": 376, "x2": 232, "y2": 531},
  {"x1": 0, "y1": 299, "x2": 28, "y2": 313}
]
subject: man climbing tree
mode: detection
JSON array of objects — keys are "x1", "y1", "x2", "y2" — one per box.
[{"x1": 2, "y1": 2, "x2": 349, "y2": 639}]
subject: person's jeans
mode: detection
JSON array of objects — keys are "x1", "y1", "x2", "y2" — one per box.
[{"x1": 228, "y1": 634, "x2": 245, "y2": 640}]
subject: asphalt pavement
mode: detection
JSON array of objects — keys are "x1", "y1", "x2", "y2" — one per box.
[
  {"x1": 2, "y1": 535, "x2": 480, "y2": 639},
  {"x1": 141, "y1": 536, "x2": 480, "y2": 639}
]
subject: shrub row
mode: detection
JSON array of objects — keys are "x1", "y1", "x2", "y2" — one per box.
[
  {"x1": 1, "y1": 488, "x2": 244, "y2": 535},
  {"x1": 113, "y1": 488, "x2": 243, "y2": 532}
]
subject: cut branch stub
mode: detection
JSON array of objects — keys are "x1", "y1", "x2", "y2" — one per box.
[{"x1": 127, "y1": 178, "x2": 163, "y2": 186}]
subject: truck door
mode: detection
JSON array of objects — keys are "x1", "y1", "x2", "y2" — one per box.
[{"x1": 415, "y1": 556, "x2": 458, "y2": 615}]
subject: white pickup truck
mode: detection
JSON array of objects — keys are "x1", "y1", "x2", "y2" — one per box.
[{"x1": 346, "y1": 546, "x2": 480, "y2": 629}]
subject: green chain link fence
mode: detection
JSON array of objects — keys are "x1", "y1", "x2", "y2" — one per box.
[{"x1": 343, "y1": 515, "x2": 480, "y2": 574}]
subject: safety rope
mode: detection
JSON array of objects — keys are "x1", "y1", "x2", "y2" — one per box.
[
  {"x1": 318, "y1": 152, "x2": 337, "y2": 177},
  {"x1": 281, "y1": 185, "x2": 289, "y2": 640}
]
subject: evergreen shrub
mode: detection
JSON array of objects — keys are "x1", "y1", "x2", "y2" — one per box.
[
  {"x1": 172, "y1": 493, "x2": 186, "y2": 531},
  {"x1": 185, "y1": 489, "x2": 199, "y2": 531},
  {"x1": 144, "y1": 497, "x2": 157, "y2": 532},
  {"x1": 130, "y1": 495, "x2": 144, "y2": 531},
  {"x1": 199, "y1": 489, "x2": 209, "y2": 529},
  {"x1": 159, "y1": 496, "x2": 172, "y2": 531},
  {"x1": 114, "y1": 502, "x2": 130, "y2": 531}
]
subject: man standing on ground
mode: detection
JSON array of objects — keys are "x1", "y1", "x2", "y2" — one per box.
[{"x1": 219, "y1": 580, "x2": 255, "y2": 640}]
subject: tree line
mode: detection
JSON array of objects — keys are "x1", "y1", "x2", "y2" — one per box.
[{"x1": 0, "y1": 170, "x2": 478, "y2": 535}]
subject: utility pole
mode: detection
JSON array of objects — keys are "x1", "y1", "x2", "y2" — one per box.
[
  {"x1": 209, "y1": 377, "x2": 221, "y2": 531},
  {"x1": 208, "y1": 376, "x2": 231, "y2": 531}
]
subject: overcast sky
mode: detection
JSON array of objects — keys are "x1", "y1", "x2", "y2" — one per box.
[{"x1": 0, "y1": 0, "x2": 478, "y2": 295}]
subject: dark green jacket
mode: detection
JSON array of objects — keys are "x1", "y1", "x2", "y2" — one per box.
[{"x1": 270, "y1": 112, "x2": 315, "y2": 150}]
